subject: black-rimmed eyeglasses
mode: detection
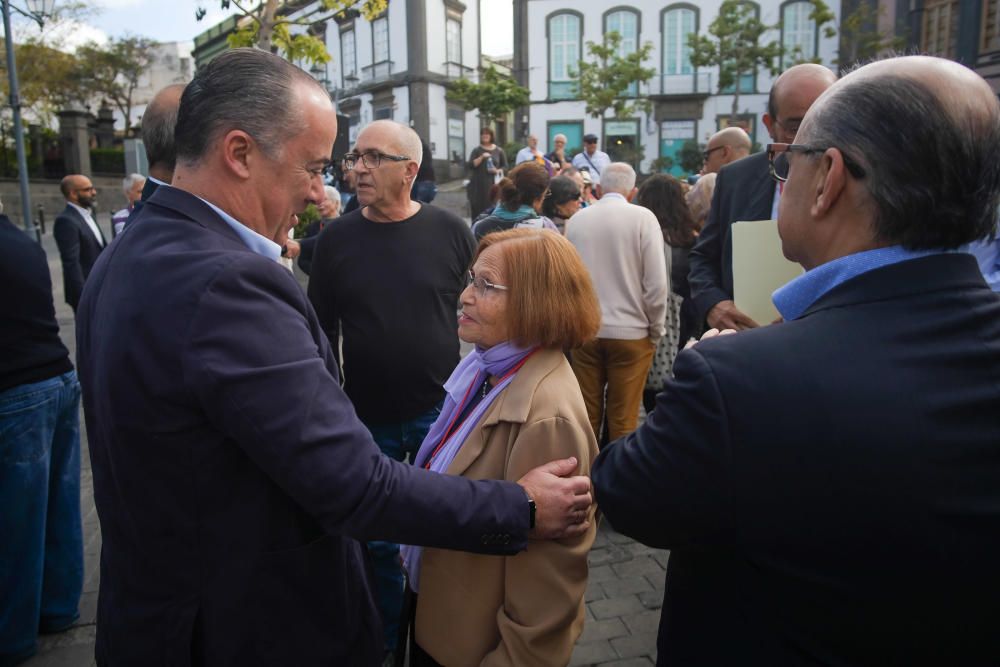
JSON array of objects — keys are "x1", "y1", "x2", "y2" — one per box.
[
  {"x1": 702, "y1": 146, "x2": 725, "y2": 161},
  {"x1": 342, "y1": 151, "x2": 410, "y2": 171},
  {"x1": 767, "y1": 143, "x2": 867, "y2": 183}
]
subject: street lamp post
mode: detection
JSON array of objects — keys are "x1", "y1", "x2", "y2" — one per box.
[{"x1": 2, "y1": 0, "x2": 55, "y2": 241}]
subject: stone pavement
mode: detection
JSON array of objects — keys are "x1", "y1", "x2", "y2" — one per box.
[{"x1": 23, "y1": 183, "x2": 666, "y2": 666}]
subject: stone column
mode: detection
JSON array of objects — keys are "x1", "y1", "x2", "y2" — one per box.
[
  {"x1": 58, "y1": 109, "x2": 91, "y2": 175},
  {"x1": 96, "y1": 105, "x2": 116, "y2": 147}
]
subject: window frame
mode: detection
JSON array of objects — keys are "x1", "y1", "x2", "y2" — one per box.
[
  {"x1": 546, "y1": 10, "x2": 584, "y2": 100},
  {"x1": 780, "y1": 0, "x2": 819, "y2": 68}
]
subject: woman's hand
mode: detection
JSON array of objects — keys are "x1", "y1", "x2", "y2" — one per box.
[{"x1": 517, "y1": 457, "x2": 593, "y2": 539}]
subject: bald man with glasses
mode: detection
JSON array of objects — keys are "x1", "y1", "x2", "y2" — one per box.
[
  {"x1": 307, "y1": 120, "x2": 479, "y2": 662},
  {"x1": 54, "y1": 174, "x2": 106, "y2": 312}
]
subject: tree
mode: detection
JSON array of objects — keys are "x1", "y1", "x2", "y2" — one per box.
[
  {"x1": 678, "y1": 139, "x2": 706, "y2": 175},
  {"x1": 837, "y1": 2, "x2": 907, "y2": 73},
  {"x1": 78, "y1": 36, "x2": 159, "y2": 137},
  {"x1": 197, "y1": 0, "x2": 388, "y2": 66},
  {"x1": 576, "y1": 31, "x2": 655, "y2": 119},
  {"x1": 688, "y1": 0, "x2": 835, "y2": 122},
  {"x1": 446, "y1": 66, "x2": 530, "y2": 127},
  {"x1": 0, "y1": 38, "x2": 90, "y2": 127}
]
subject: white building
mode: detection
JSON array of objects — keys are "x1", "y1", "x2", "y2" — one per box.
[
  {"x1": 512, "y1": 0, "x2": 840, "y2": 176},
  {"x1": 124, "y1": 41, "x2": 195, "y2": 131},
  {"x1": 302, "y1": 0, "x2": 488, "y2": 179}
]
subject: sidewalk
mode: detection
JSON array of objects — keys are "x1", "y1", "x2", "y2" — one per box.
[{"x1": 24, "y1": 196, "x2": 666, "y2": 667}]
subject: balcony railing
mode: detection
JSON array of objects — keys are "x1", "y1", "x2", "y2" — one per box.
[
  {"x1": 443, "y1": 61, "x2": 474, "y2": 80},
  {"x1": 649, "y1": 72, "x2": 713, "y2": 96},
  {"x1": 361, "y1": 60, "x2": 394, "y2": 82}
]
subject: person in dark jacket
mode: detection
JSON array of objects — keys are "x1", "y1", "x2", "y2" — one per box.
[{"x1": 593, "y1": 55, "x2": 1000, "y2": 666}]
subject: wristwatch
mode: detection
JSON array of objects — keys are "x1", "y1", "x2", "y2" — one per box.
[{"x1": 527, "y1": 497, "x2": 536, "y2": 529}]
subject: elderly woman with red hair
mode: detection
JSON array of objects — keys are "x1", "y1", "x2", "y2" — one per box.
[{"x1": 403, "y1": 229, "x2": 600, "y2": 666}]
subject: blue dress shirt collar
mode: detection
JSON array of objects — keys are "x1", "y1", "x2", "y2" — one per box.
[
  {"x1": 772, "y1": 246, "x2": 944, "y2": 321},
  {"x1": 197, "y1": 195, "x2": 281, "y2": 262}
]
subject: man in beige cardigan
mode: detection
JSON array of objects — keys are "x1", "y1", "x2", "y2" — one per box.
[{"x1": 566, "y1": 162, "x2": 668, "y2": 442}]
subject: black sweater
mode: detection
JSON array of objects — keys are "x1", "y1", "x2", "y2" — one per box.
[
  {"x1": 0, "y1": 215, "x2": 73, "y2": 392},
  {"x1": 307, "y1": 205, "x2": 475, "y2": 423}
]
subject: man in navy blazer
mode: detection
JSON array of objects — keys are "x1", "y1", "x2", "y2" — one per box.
[
  {"x1": 592, "y1": 56, "x2": 1000, "y2": 665},
  {"x1": 689, "y1": 64, "x2": 836, "y2": 331},
  {"x1": 53, "y1": 174, "x2": 105, "y2": 311},
  {"x1": 76, "y1": 48, "x2": 592, "y2": 666}
]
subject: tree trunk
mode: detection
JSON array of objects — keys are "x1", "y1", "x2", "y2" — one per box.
[{"x1": 257, "y1": 0, "x2": 279, "y2": 53}]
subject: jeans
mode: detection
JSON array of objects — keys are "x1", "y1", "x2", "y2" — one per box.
[
  {"x1": 364, "y1": 405, "x2": 442, "y2": 654},
  {"x1": 0, "y1": 371, "x2": 83, "y2": 665}
]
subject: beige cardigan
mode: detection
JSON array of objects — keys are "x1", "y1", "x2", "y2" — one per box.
[{"x1": 415, "y1": 348, "x2": 599, "y2": 666}]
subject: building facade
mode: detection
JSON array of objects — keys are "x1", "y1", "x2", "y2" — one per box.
[
  {"x1": 513, "y1": 0, "x2": 841, "y2": 176},
  {"x1": 310, "y1": 0, "x2": 488, "y2": 179}
]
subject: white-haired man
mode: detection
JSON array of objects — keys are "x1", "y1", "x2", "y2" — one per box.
[
  {"x1": 307, "y1": 119, "x2": 479, "y2": 661},
  {"x1": 566, "y1": 162, "x2": 668, "y2": 443},
  {"x1": 112, "y1": 173, "x2": 145, "y2": 236}
]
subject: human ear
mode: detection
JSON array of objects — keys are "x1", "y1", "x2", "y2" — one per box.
[
  {"x1": 221, "y1": 130, "x2": 254, "y2": 180},
  {"x1": 811, "y1": 148, "x2": 847, "y2": 218}
]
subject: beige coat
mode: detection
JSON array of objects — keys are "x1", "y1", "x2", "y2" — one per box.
[{"x1": 415, "y1": 348, "x2": 599, "y2": 666}]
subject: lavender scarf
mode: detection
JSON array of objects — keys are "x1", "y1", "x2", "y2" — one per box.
[{"x1": 402, "y1": 340, "x2": 536, "y2": 591}]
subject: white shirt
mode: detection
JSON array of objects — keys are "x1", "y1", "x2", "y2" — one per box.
[
  {"x1": 515, "y1": 146, "x2": 540, "y2": 164},
  {"x1": 69, "y1": 202, "x2": 105, "y2": 247},
  {"x1": 571, "y1": 149, "x2": 611, "y2": 185}
]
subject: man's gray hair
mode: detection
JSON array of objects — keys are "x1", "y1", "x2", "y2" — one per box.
[
  {"x1": 122, "y1": 173, "x2": 145, "y2": 195},
  {"x1": 142, "y1": 83, "x2": 184, "y2": 171},
  {"x1": 174, "y1": 49, "x2": 323, "y2": 164},
  {"x1": 601, "y1": 162, "x2": 637, "y2": 195},
  {"x1": 323, "y1": 185, "x2": 340, "y2": 203}
]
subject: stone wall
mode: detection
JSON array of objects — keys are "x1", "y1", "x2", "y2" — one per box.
[{"x1": 0, "y1": 176, "x2": 130, "y2": 236}]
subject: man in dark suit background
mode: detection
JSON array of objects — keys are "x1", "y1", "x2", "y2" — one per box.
[
  {"x1": 76, "y1": 48, "x2": 592, "y2": 666},
  {"x1": 53, "y1": 174, "x2": 105, "y2": 312},
  {"x1": 689, "y1": 63, "x2": 836, "y2": 331},
  {"x1": 592, "y1": 55, "x2": 1000, "y2": 665},
  {"x1": 127, "y1": 83, "x2": 184, "y2": 222}
]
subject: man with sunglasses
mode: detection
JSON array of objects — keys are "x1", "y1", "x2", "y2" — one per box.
[
  {"x1": 307, "y1": 119, "x2": 480, "y2": 663},
  {"x1": 593, "y1": 55, "x2": 1000, "y2": 665},
  {"x1": 689, "y1": 63, "x2": 836, "y2": 331}
]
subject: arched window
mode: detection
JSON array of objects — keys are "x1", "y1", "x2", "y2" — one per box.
[
  {"x1": 605, "y1": 8, "x2": 640, "y2": 95},
  {"x1": 782, "y1": 0, "x2": 817, "y2": 66},
  {"x1": 721, "y1": 1, "x2": 758, "y2": 94},
  {"x1": 662, "y1": 6, "x2": 696, "y2": 77},
  {"x1": 548, "y1": 12, "x2": 582, "y2": 99}
]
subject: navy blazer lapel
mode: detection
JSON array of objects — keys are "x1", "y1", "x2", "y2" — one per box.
[{"x1": 66, "y1": 204, "x2": 105, "y2": 247}]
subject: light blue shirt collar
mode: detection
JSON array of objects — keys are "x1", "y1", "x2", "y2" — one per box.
[
  {"x1": 197, "y1": 196, "x2": 281, "y2": 262},
  {"x1": 772, "y1": 246, "x2": 944, "y2": 320}
]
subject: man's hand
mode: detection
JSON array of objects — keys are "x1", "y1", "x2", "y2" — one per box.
[
  {"x1": 706, "y1": 300, "x2": 758, "y2": 330},
  {"x1": 684, "y1": 327, "x2": 737, "y2": 350},
  {"x1": 517, "y1": 457, "x2": 593, "y2": 540},
  {"x1": 283, "y1": 239, "x2": 301, "y2": 259}
]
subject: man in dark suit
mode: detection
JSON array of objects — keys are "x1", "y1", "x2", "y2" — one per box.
[
  {"x1": 592, "y1": 56, "x2": 1000, "y2": 665},
  {"x1": 76, "y1": 48, "x2": 592, "y2": 666},
  {"x1": 53, "y1": 174, "x2": 105, "y2": 312},
  {"x1": 689, "y1": 63, "x2": 836, "y2": 330}
]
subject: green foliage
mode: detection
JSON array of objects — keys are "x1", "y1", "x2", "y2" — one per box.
[
  {"x1": 649, "y1": 156, "x2": 674, "y2": 173},
  {"x1": 576, "y1": 31, "x2": 656, "y2": 119},
  {"x1": 90, "y1": 148, "x2": 125, "y2": 174},
  {"x1": 502, "y1": 141, "x2": 522, "y2": 164},
  {"x1": 203, "y1": 0, "x2": 388, "y2": 66},
  {"x1": 688, "y1": 0, "x2": 835, "y2": 121},
  {"x1": 77, "y1": 36, "x2": 159, "y2": 136},
  {"x1": 688, "y1": 0, "x2": 782, "y2": 121},
  {"x1": 0, "y1": 39, "x2": 88, "y2": 127},
  {"x1": 678, "y1": 139, "x2": 706, "y2": 175},
  {"x1": 446, "y1": 67, "x2": 530, "y2": 127},
  {"x1": 293, "y1": 203, "x2": 320, "y2": 238}
]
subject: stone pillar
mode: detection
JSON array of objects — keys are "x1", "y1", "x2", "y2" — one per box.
[
  {"x1": 96, "y1": 105, "x2": 116, "y2": 147},
  {"x1": 58, "y1": 109, "x2": 92, "y2": 175}
]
